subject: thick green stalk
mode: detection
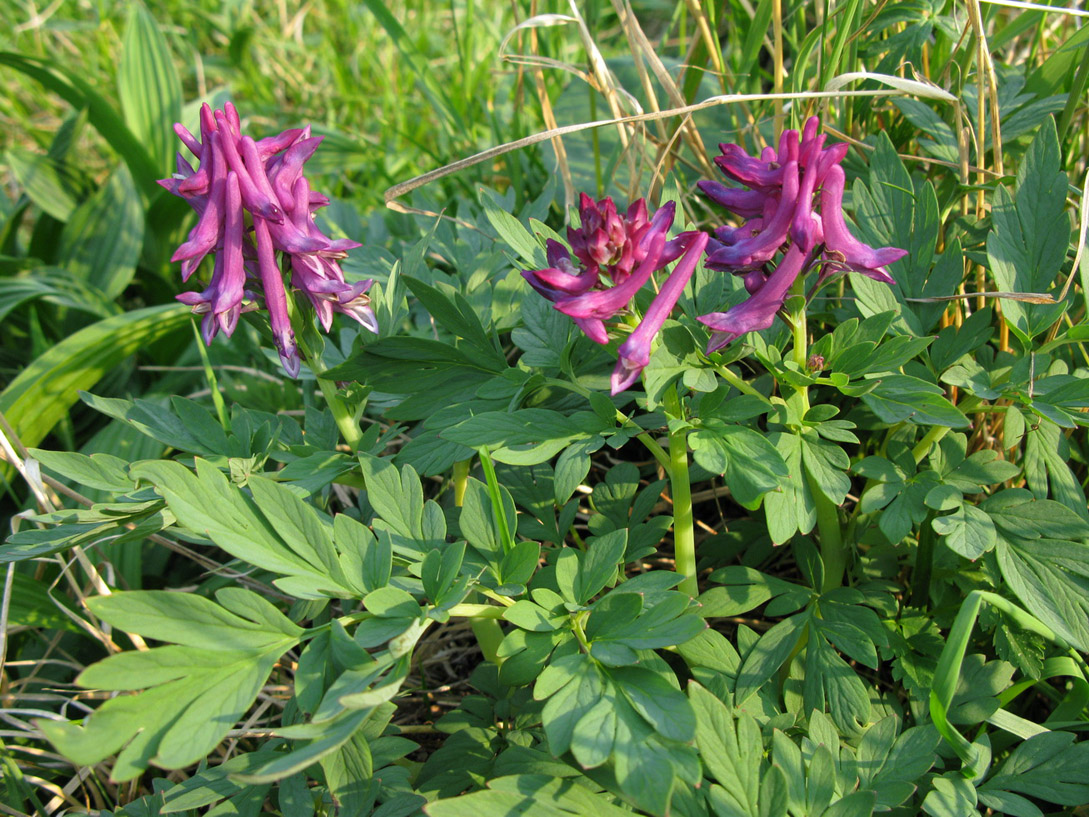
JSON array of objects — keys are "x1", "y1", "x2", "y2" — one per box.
[
  {"x1": 807, "y1": 469, "x2": 846, "y2": 592},
  {"x1": 789, "y1": 276, "x2": 844, "y2": 590},
  {"x1": 714, "y1": 364, "x2": 774, "y2": 405},
  {"x1": 447, "y1": 603, "x2": 506, "y2": 619},
  {"x1": 665, "y1": 387, "x2": 698, "y2": 597},
  {"x1": 912, "y1": 397, "x2": 982, "y2": 464},
  {"x1": 452, "y1": 458, "x2": 471, "y2": 506},
  {"x1": 296, "y1": 335, "x2": 364, "y2": 452}
]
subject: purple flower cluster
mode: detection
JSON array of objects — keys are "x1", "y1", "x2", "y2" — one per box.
[
  {"x1": 161, "y1": 102, "x2": 376, "y2": 377},
  {"x1": 522, "y1": 118, "x2": 905, "y2": 394},
  {"x1": 523, "y1": 194, "x2": 707, "y2": 395},
  {"x1": 697, "y1": 116, "x2": 906, "y2": 352}
]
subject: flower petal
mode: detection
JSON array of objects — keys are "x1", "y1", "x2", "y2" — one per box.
[
  {"x1": 699, "y1": 243, "x2": 808, "y2": 353},
  {"x1": 611, "y1": 231, "x2": 708, "y2": 394}
]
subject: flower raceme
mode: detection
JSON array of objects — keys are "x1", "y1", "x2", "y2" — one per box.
[
  {"x1": 522, "y1": 121, "x2": 901, "y2": 394},
  {"x1": 697, "y1": 116, "x2": 906, "y2": 352},
  {"x1": 160, "y1": 102, "x2": 377, "y2": 377},
  {"x1": 523, "y1": 195, "x2": 708, "y2": 395}
]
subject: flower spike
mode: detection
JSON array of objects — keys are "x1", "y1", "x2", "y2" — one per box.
[
  {"x1": 697, "y1": 116, "x2": 904, "y2": 353},
  {"x1": 161, "y1": 103, "x2": 376, "y2": 377}
]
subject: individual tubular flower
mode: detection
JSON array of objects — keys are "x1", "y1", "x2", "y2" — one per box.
[
  {"x1": 695, "y1": 116, "x2": 904, "y2": 354},
  {"x1": 160, "y1": 102, "x2": 376, "y2": 376},
  {"x1": 699, "y1": 244, "x2": 808, "y2": 353},
  {"x1": 523, "y1": 195, "x2": 705, "y2": 394},
  {"x1": 612, "y1": 230, "x2": 708, "y2": 393}
]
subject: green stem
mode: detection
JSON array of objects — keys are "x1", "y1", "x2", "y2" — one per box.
[
  {"x1": 636, "y1": 429, "x2": 672, "y2": 473},
  {"x1": 296, "y1": 335, "x2": 364, "y2": 452},
  {"x1": 912, "y1": 397, "x2": 982, "y2": 464},
  {"x1": 911, "y1": 511, "x2": 937, "y2": 608},
  {"x1": 807, "y1": 470, "x2": 846, "y2": 592},
  {"x1": 452, "y1": 458, "x2": 471, "y2": 506},
  {"x1": 191, "y1": 318, "x2": 230, "y2": 432},
  {"x1": 448, "y1": 603, "x2": 506, "y2": 619},
  {"x1": 789, "y1": 279, "x2": 809, "y2": 370},
  {"x1": 665, "y1": 387, "x2": 698, "y2": 597},
  {"x1": 713, "y1": 364, "x2": 774, "y2": 405},
  {"x1": 470, "y1": 618, "x2": 506, "y2": 664},
  {"x1": 453, "y1": 452, "x2": 507, "y2": 664}
]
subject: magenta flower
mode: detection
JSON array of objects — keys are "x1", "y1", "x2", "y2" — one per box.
[
  {"x1": 612, "y1": 230, "x2": 708, "y2": 392},
  {"x1": 161, "y1": 102, "x2": 377, "y2": 377},
  {"x1": 695, "y1": 116, "x2": 904, "y2": 354},
  {"x1": 523, "y1": 195, "x2": 705, "y2": 394}
]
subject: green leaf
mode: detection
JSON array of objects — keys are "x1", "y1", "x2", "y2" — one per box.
[
  {"x1": 981, "y1": 731, "x2": 1089, "y2": 807},
  {"x1": 1, "y1": 572, "x2": 80, "y2": 631},
  {"x1": 119, "y1": 3, "x2": 183, "y2": 177},
  {"x1": 921, "y1": 775, "x2": 977, "y2": 817},
  {"x1": 861, "y1": 376, "x2": 968, "y2": 427},
  {"x1": 40, "y1": 591, "x2": 299, "y2": 780},
  {"x1": 29, "y1": 448, "x2": 132, "y2": 492},
  {"x1": 801, "y1": 431, "x2": 851, "y2": 505},
  {"x1": 460, "y1": 477, "x2": 517, "y2": 562},
  {"x1": 131, "y1": 459, "x2": 353, "y2": 597},
  {"x1": 542, "y1": 657, "x2": 604, "y2": 757},
  {"x1": 426, "y1": 789, "x2": 573, "y2": 817},
  {"x1": 504, "y1": 600, "x2": 562, "y2": 632},
  {"x1": 577, "y1": 529, "x2": 627, "y2": 603},
  {"x1": 763, "y1": 432, "x2": 816, "y2": 543},
  {"x1": 333, "y1": 514, "x2": 390, "y2": 594},
  {"x1": 850, "y1": 135, "x2": 947, "y2": 334},
  {"x1": 58, "y1": 165, "x2": 143, "y2": 299},
  {"x1": 0, "y1": 268, "x2": 115, "y2": 323},
  {"x1": 858, "y1": 718, "x2": 940, "y2": 809},
  {"x1": 320, "y1": 731, "x2": 376, "y2": 815},
  {"x1": 1024, "y1": 421, "x2": 1089, "y2": 520},
  {"x1": 804, "y1": 635, "x2": 871, "y2": 732},
  {"x1": 364, "y1": 586, "x2": 420, "y2": 619},
  {"x1": 480, "y1": 186, "x2": 547, "y2": 268},
  {"x1": 237, "y1": 708, "x2": 373, "y2": 784},
  {"x1": 611, "y1": 666, "x2": 695, "y2": 743},
  {"x1": 403, "y1": 276, "x2": 501, "y2": 364},
  {"x1": 995, "y1": 533, "x2": 1089, "y2": 651},
  {"x1": 86, "y1": 589, "x2": 301, "y2": 650},
  {"x1": 5, "y1": 147, "x2": 87, "y2": 221},
  {"x1": 735, "y1": 613, "x2": 808, "y2": 703},
  {"x1": 158, "y1": 749, "x2": 281, "y2": 813},
  {"x1": 486, "y1": 776, "x2": 635, "y2": 817},
  {"x1": 553, "y1": 437, "x2": 599, "y2": 506},
  {"x1": 987, "y1": 118, "x2": 1069, "y2": 341},
  {"x1": 700, "y1": 566, "x2": 812, "y2": 618},
  {"x1": 928, "y1": 306, "x2": 994, "y2": 372},
  {"x1": 511, "y1": 286, "x2": 573, "y2": 369},
  {"x1": 1029, "y1": 375, "x2": 1089, "y2": 429},
  {"x1": 247, "y1": 475, "x2": 348, "y2": 588},
  {"x1": 932, "y1": 505, "x2": 997, "y2": 561},
  {"x1": 78, "y1": 393, "x2": 221, "y2": 455},
  {"x1": 690, "y1": 424, "x2": 788, "y2": 509},
  {"x1": 0, "y1": 304, "x2": 187, "y2": 463},
  {"x1": 821, "y1": 791, "x2": 878, "y2": 817},
  {"x1": 690, "y1": 682, "x2": 761, "y2": 812},
  {"x1": 570, "y1": 690, "x2": 618, "y2": 768},
  {"x1": 443, "y1": 409, "x2": 605, "y2": 466}
]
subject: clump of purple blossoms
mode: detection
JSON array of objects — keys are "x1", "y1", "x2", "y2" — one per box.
[
  {"x1": 523, "y1": 194, "x2": 707, "y2": 394},
  {"x1": 696, "y1": 116, "x2": 907, "y2": 353},
  {"x1": 160, "y1": 102, "x2": 377, "y2": 377}
]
